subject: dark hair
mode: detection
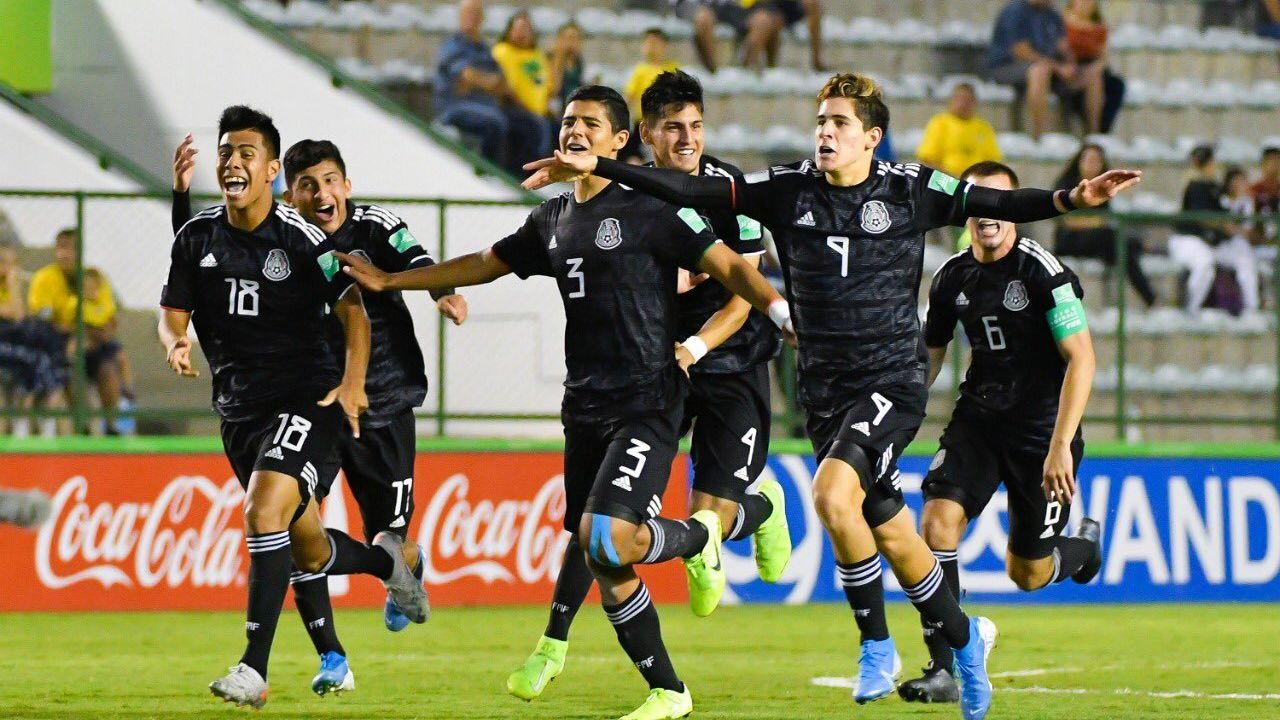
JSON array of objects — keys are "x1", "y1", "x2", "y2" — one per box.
[
  {"x1": 1262, "y1": 146, "x2": 1280, "y2": 160},
  {"x1": 952, "y1": 81, "x2": 976, "y2": 95},
  {"x1": 565, "y1": 85, "x2": 630, "y2": 133},
  {"x1": 641, "y1": 70, "x2": 703, "y2": 124},
  {"x1": 1189, "y1": 144, "x2": 1215, "y2": 168},
  {"x1": 501, "y1": 10, "x2": 535, "y2": 46},
  {"x1": 817, "y1": 73, "x2": 890, "y2": 135},
  {"x1": 642, "y1": 27, "x2": 668, "y2": 42},
  {"x1": 1055, "y1": 142, "x2": 1109, "y2": 189},
  {"x1": 54, "y1": 227, "x2": 77, "y2": 244},
  {"x1": 283, "y1": 139, "x2": 347, "y2": 187},
  {"x1": 218, "y1": 105, "x2": 281, "y2": 159},
  {"x1": 961, "y1": 160, "x2": 1020, "y2": 188},
  {"x1": 1222, "y1": 165, "x2": 1248, "y2": 191}
]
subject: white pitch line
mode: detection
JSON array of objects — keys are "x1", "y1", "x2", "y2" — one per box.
[
  {"x1": 810, "y1": 678, "x2": 1280, "y2": 702},
  {"x1": 992, "y1": 660, "x2": 1274, "y2": 679}
]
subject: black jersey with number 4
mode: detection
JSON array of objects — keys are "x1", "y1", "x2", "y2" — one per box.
[
  {"x1": 924, "y1": 238, "x2": 1085, "y2": 445},
  {"x1": 491, "y1": 182, "x2": 718, "y2": 422},
  {"x1": 161, "y1": 203, "x2": 355, "y2": 422}
]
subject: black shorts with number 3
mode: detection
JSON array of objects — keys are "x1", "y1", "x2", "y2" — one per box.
[
  {"x1": 922, "y1": 417, "x2": 1084, "y2": 560},
  {"x1": 220, "y1": 395, "x2": 344, "y2": 505}
]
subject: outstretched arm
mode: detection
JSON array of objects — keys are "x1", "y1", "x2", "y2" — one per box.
[
  {"x1": 523, "y1": 153, "x2": 736, "y2": 209},
  {"x1": 962, "y1": 169, "x2": 1142, "y2": 224},
  {"x1": 338, "y1": 249, "x2": 511, "y2": 294},
  {"x1": 696, "y1": 243, "x2": 793, "y2": 339}
]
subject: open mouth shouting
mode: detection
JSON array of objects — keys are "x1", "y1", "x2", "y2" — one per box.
[
  {"x1": 222, "y1": 175, "x2": 248, "y2": 199},
  {"x1": 314, "y1": 202, "x2": 337, "y2": 224},
  {"x1": 563, "y1": 141, "x2": 589, "y2": 155},
  {"x1": 976, "y1": 219, "x2": 1001, "y2": 240}
]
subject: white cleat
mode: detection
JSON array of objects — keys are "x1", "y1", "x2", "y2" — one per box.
[{"x1": 209, "y1": 663, "x2": 268, "y2": 709}]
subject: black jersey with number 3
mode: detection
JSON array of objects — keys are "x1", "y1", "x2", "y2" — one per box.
[
  {"x1": 160, "y1": 203, "x2": 355, "y2": 422},
  {"x1": 491, "y1": 182, "x2": 718, "y2": 422}
]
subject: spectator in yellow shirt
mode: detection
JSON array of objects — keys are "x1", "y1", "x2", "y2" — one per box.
[
  {"x1": 625, "y1": 29, "x2": 680, "y2": 120},
  {"x1": 492, "y1": 11, "x2": 551, "y2": 117},
  {"x1": 915, "y1": 83, "x2": 1003, "y2": 180}
]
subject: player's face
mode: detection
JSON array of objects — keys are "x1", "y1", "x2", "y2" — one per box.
[
  {"x1": 643, "y1": 103, "x2": 704, "y2": 175},
  {"x1": 814, "y1": 98, "x2": 881, "y2": 174},
  {"x1": 560, "y1": 100, "x2": 628, "y2": 159},
  {"x1": 965, "y1": 172, "x2": 1017, "y2": 252},
  {"x1": 216, "y1": 129, "x2": 279, "y2": 212},
  {"x1": 285, "y1": 159, "x2": 351, "y2": 235}
]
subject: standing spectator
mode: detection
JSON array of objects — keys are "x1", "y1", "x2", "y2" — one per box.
[
  {"x1": 547, "y1": 21, "x2": 587, "y2": 117},
  {"x1": 1062, "y1": 0, "x2": 1125, "y2": 132},
  {"x1": 1253, "y1": 146, "x2": 1279, "y2": 215},
  {"x1": 434, "y1": 0, "x2": 548, "y2": 176},
  {"x1": 986, "y1": 0, "x2": 1106, "y2": 139},
  {"x1": 914, "y1": 83, "x2": 1003, "y2": 179},
  {"x1": 622, "y1": 28, "x2": 680, "y2": 163},
  {"x1": 1168, "y1": 146, "x2": 1260, "y2": 313},
  {"x1": 672, "y1": 0, "x2": 827, "y2": 72},
  {"x1": 1053, "y1": 143, "x2": 1156, "y2": 306}
]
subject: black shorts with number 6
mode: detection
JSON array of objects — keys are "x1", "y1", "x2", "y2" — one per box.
[
  {"x1": 220, "y1": 394, "x2": 344, "y2": 505},
  {"x1": 922, "y1": 416, "x2": 1083, "y2": 560}
]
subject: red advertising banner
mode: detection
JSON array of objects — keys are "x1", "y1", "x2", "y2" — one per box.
[{"x1": 0, "y1": 453, "x2": 689, "y2": 611}]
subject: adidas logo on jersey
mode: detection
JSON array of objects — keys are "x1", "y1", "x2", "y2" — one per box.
[
  {"x1": 264, "y1": 446, "x2": 284, "y2": 461},
  {"x1": 388, "y1": 516, "x2": 406, "y2": 529},
  {"x1": 956, "y1": 291, "x2": 969, "y2": 307},
  {"x1": 612, "y1": 476, "x2": 632, "y2": 491},
  {"x1": 200, "y1": 253, "x2": 218, "y2": 268},
  {"x1": 851, "y1": 421, "x2": 871, "y2": 436},
  {"x1": 796, "y1": 211, "x2": 816, "y2": 227}
]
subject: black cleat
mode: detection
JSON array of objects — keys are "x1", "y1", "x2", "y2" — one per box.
[
  {"x1": 1071, "y1": 517, "x2": 1103, "y2": 584},
  {"x1": 897, "y1": 664, "x2": 959, "y2": 704}
]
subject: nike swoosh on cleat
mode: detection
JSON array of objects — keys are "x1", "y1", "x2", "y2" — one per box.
[{"x1": 535, "y1": 664, "x2": 550, "y2": 691}]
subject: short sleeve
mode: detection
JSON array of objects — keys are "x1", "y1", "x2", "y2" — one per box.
[
  {"x1": 1026, "y1": 251, "x2": 1088, "y2": 342},
  {"x1": 367, "y1": 206, "x2": 431, "y2": 273},
  {"x1": 733, "y1": 215, "x2": 765, "y2": 255},
  {"x1": 912, "y1": 165, "x2": 969, "y2": 231},
  {"x1": 313, "y1": 239, "x2": 358, "y2": 307},
  {"x1": 160, "y1": 234, "x2": 198, "y2": 311},
  {"x1": 491, "y1": 207, "x2": 552, "y2": 279},
  {"x1": 652, "y1": 207, "x2": 719, "y2": 272},
  {"x1": 923, "y1": 267, "x2": 959, "y2": 348}
]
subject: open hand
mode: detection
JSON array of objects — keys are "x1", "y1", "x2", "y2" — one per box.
[
  {"x1": 318, "y1": 381, "x2": 368, "y2": 438},
  {"x1": 1042, "y1": 442, "x2": 1077, "y2": 505},
  {"x1": 173, "y1": 134, "x2": 198, "y2": 193},
  {"x1": 166, "y1": 336, "x2": 199, "y2": 378},
  {"x1": 337, "y1": 251, "x2": 393, "y2": 292},
  {"x1": 1072, "y1": 169, "x2": 1143, "y2": 208},
  {"x1": 521, "y1": 150, "x2": 598, "y2": 190}
]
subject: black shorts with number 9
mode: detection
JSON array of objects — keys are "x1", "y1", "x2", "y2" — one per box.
[{"x1": 220, "y1": 395, "x2": 344, "y2": 506}]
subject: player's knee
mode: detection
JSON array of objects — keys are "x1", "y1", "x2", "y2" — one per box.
[
  {"x1": 242, "y1": 496, "x2": 291, "y2": 535},
  {"x1": 812, "y1": 481, "x2": 857, "y2": 529},
  {"x1": 292, "y1": 548, "x2": 327, "y2": 574},
  {"x1": 580, "y1": 514, "x2": 631, "y2": 567},
  {"x1": 920, "y1": 502, "x2": 966, "y2": 549},
  {"x1": 1006, "y1": 558, "x2": 1052, "y2": 591}
]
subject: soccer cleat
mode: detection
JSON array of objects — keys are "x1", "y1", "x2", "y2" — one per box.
[
  {"x1": 751, "y1": 479, "x2": 792, "y2": 583},
  {"x1": 616, "y1": 686, "x2": 693, "y2": 720},
  {"x1": 208, "y1": 663, "x2": 268, "y2": 709},
  {"x1": 0, "y1": 488, "x2": 52, "y2": 529},
  {"x1": 683, "y1": 510, "x2": 725, "y2": 617},
  {"x1": 310, "y1": 651, "x2": 355, "y2": 696},
  {"x1": 952, "y1": 616, "x2": 998, "y2": 720},
  {"x1": 374, "y1": 531, "x2": 429, "y2": 624},
  {"x1": 384, "y1": 545, "x2": 426, "y2": 632},
  {"x1": 898, "y1": 663, "x2": 959, "y2": 703},
  {"x1": 505, "y1": 635, "x2": 568, "y2": 701},
  {"x1": 852, "y1": 637, "x2": 901, "y2": 704},
  {"x1": 1071, "y1": 518, "x2": 1103, "y2": 584}
]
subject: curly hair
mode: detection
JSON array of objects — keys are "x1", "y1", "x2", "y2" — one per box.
[{"x1": 816, "y1": 73, "x2": 890, "y2": 134}]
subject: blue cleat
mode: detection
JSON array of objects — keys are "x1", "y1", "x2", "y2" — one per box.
[
  {"x1": 853, "y1": 637, "x2": 902, "y2": 704},
  {"x1": 310, "y1": 651, "x2": 355, "y2": 696},
  {"x1": 952, "y1": 616, "x2": 998, "y2": 720},
  {"x1": 384, "y1": 546, "x2": 425, "y2": 632}
]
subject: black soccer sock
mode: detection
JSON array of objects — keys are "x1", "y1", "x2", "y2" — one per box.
[
  {"x1": 321, "y1": 528, "x2": 394, "y2": 580},
  {"x1": 1050, "y1": 536, "x2": 1095, "y2": 584},
  {"x1": 902, "y1": 560, "x2": 971, "y2": 649},
  {"x1": 923, "y1": 549, "x2": 959, "y2": 671},
  {"x1": 545, "y1": 538, "x2": 594, "y2": 641},
  {"x1": 726, "y1": 493, "x2": 774, "y2": 541},
  {"x1": 603, "y1": 583, "x2": 683, "y2": 692},
  {"x1": 240, "y1": 531, "x2": 293, "y2": 678},
  {"x1": 639, "y1": 517, "x2": 709, "y2": 563},
  {"x1": 290, "y1": 570, "x2": 344, "y2": 657},
  {"x1": 836, "y1": 556, "x2": 890, "y2": 642}
]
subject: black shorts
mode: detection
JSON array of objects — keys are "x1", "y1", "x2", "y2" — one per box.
[
  {"x1": 922, "y1": 419, "x2": 1084, "y2": 560},
  {"x1": 336, "y1": 408, "x2": 418, "y2": 542},
  {"x1": 673, "y1": 0, "x2": 803, "y2": 33},
  {"x1": 681, "y1": 364, "x2": 771, "y2": 503},
  {"x1": 805, "y1": 383, "x2": 928, "y2": 528},
  {"x1": 84, "y1": 339, "x2": 122, "y2": 380},
  {"x1": 220, "y1": 396, "x2": 343, "y2": 505},
  {"x1": 563, "y1": 408, "x2": 683, "y2": 533}
]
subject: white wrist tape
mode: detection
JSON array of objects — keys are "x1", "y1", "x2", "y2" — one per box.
[
  {"x1": 681, "y1": 335, "x2": 709, "y2": 363},
  {"x1": 767, "y1": 299, "x2": 792, "y2": 331}
]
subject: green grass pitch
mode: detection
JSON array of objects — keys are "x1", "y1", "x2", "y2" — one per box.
[{"x1": 1, "y1": 603, "x2": 1275, "y2": 719}]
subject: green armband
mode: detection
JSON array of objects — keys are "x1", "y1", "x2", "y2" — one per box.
[{"x1": 1047, "y1": 284, "x2": 1087, "y2": 340}]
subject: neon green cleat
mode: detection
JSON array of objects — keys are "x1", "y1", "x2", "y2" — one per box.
[
  {"x1": 683, "y1": 510, "x2": 725, "y2": 617},
  {"x1": 617, "y1": 686, "x2": 693, "y2": 720},
  {"x1": 752, "y1": 478, "x2": 792, "y2": 583},
  {"x1": 505, "y1": 635, "x2": 567, "y2": 701}
]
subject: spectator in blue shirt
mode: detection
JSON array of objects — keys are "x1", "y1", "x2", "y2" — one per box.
[
  {"x1": 986, "y1": 0, "x2": 1105, "y2": 139},
  {"x1": 435, "y1": 0, "x2": 549, "y2": 176}
]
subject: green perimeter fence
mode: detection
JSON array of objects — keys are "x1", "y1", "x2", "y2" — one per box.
[{"x1": 0, "y1": 188, "x2": 1277, "y2": 442}]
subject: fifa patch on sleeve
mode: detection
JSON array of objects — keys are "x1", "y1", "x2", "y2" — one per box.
[
  {"x1": 737, "y1": 215, "x2": 762, "y2": 240},
  {"x1": 317, "y1": 250, "x2": 340, "y2": 281},
  {"x1": 927, "y1": 170, "x2": 960, "y2": 196},
  {"x1": 677, "y1": 207, "x2": 708, "y2": 233},
  {"x1": 1052, "y1": 283, "x2": 1077, "y2": 305},
  {"x1": 743, "y1": 170, "x2": 769, "y2": 184},
  {"x1": 388, "y1": 227, "x2": 420, "y2": 254},
  {"x1": 1047, "y1": 284, "x2": 1087, "y2": 340}
]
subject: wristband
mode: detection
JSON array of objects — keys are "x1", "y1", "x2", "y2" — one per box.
[
  {"x1": 767, "y1": 299, "x2": 792, "y2": 331},
  {"x1": 681, "y1": 335, "x2": 709, "y2": 364},
  {"x1": 1057, "y1": 188, "x2": 1078, "y2": 212}
]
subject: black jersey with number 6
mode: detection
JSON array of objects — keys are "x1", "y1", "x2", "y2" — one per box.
[
  {"x1": 160, "y1": 203, "x2": 355, "y2": 422},
  {"x1": 491, "y1": 182, "x2": 718, "y2": 423}
]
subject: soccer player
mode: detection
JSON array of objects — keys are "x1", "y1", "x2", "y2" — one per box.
[
  {"x1": 897, "y1": 160, "x2": 1101, "y2": 703},
  {"x1": 340, "y1": 85, "x2": 794, "y2": 720},
  {"x1": 159, "y1": 106, "x2": 427, "y2": 708},
  {"x1": 522, "y1": 73, "x2": 1140, "y2": 720},
  {"x1": 504, "y1": 70, "x2": 792, "y2": 703}
]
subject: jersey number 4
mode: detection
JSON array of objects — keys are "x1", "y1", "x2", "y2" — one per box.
[{"x1": 225, "y1": 278, "x2": 260, "y2": 316}]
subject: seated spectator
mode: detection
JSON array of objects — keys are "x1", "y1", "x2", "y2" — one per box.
[
  {"x1": 1258, "y1": 0, "x2": 1280, "y2": 40},
  {"x1": 672, "y1": 0, "x2": 827, "y2": 72},
  {"x1": 492, "y1": 12, "x2": 551, "y2": 120},
  {"x1": 1254, "y1": 146, "x2": 1279, "y2": 216},
  {"x1": 547, "y1": 21, "x2": 587, "y2": 117},
  {"x1": 915, "y1": 83, "x2": 1003, "y2": 179},
  {"x1": 434, "y1": 0, "x2": 548, "y2": 176},
  {"x1": 986, "y1": 0, "x2": 1106, "y2": 139},
  {"x1": 1053, "y1": 142, "x2": 1156, "y2": 306},
  {"x1": 1063, "y1": 0, "x2": 1125, "y2": 132},
  {"x1": 0, "y1": 240, "x2": 67, "y2": 437},
  {"x1": 1168, "y1": 146, "x2": 1260, "y2": 314},
  {"x1": 622, "y1": 28, "x2": 681, "y2": 163}
]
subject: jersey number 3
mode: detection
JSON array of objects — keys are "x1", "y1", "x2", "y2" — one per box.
[{"x1": 566, "y1": 258, "x2": 585, "y2": 299}]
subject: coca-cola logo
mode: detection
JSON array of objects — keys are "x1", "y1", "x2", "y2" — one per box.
[
  {"x1": 417, "y1": 473, "x2": 569, "y2": 586},
  {"x1": 35, "y1": 475, "x2": 244, "y2": 590}
]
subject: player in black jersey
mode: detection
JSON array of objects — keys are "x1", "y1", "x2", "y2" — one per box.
[
  {"x1": 170, "y1": 137, "x2": 465, "y2": 694},
  {"x1": 897, "y1": 161, "x2": 1102, "y2": 703},
  {"x1": 340, "y1": 85, "x2": 793, "y2": 720},
  {"x1": 159, "y1": 106, "x2": 427, "y2": 708},
  {"x1": 504, "y1": 70, "x2": 793, "y2": 704},
  {"x1": 523, "y1": 73, "x2": 1140, "y2": 720}
]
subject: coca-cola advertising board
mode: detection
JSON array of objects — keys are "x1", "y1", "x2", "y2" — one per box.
[{"x1": 0, "y1": 453, "x2": 689, "y2": 611}]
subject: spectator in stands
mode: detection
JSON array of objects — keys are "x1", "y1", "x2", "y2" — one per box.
[
  {"x1": 1254, "y1": 146, "x2": 1279, "y2": 216},
  {"x1": 0, "y1": 241, "x2": 25, "y2": 432},
  {"x1": 547, "y1": 21, "x2": 587, "y2": 117},
  {"x1": 1053, "y1": 142, "x2": 1156, "y2": 307},
  {"x1": 622, "y1": 28, "x2": 680, "y2": 163},
  {"x1": 986, "y1": 0, "x2": 1106, "y2": 139},
  {"x1": 492, "y1": 11, "x2": 554, "y2": 156},
  {"x1": 0, "y1": 240, "x2": 66, "y2": 437},
  {"x1": 1168, "y1": 146, "x2": 1260, "y2": 314},
  {"x1": 1258, "y1": 0, "x2": 1280, "y2": 39},
  {"x1": 434, "y1": 0, "x2": 548, "y2": 176},
  {"x1": 914, "y1": 82, "x2": 1003, "y2": 179},
  {"x1": 1063, "y1": 0, "x2": 1125, "y2": 132},
  {"x1": 672, "y1": 0, "x2": 828, "y2": 72}
]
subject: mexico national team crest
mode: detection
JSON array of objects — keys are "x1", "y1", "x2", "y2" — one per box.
[
  {"x1": 263, "y1": 248, "x2": 291, "y2": 281},
  {"x1": 860, "y1": 200, "x2": 891, "y2": 234},
  {"x1": 1004, "y1": 280, "x2": 1029, "y2": 311},
  {"x1": 595, "y1": 218, "x2": 623, "y2": 250}
]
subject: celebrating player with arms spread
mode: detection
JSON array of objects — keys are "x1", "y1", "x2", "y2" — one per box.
[{"x1": 524, "y1": 73, "x2": 1140, "y2": 720}]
